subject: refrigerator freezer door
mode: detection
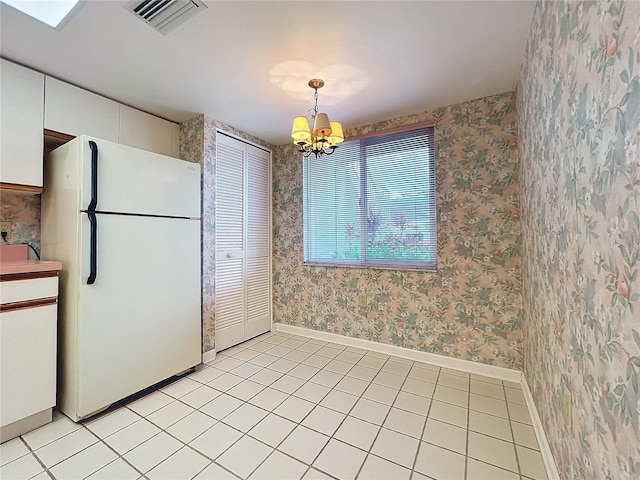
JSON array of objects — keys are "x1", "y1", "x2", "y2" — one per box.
[
  {"x1": 73, "y1": 213, "x2": 201, "y2": 419},
  {"x1": 78, "y1": 135, "x2": 200, "y2": 218}
]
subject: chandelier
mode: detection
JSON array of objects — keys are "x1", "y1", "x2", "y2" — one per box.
[{"x1": 291, "y1": 79, "x2": 344, "y2": 158}]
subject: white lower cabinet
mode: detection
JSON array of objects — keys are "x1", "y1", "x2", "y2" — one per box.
[
  {"x1": 214, "y1": 133, "x2": 272, "y2": 351},
  {"x1": 0, "y1": 273, "x2": 59, "y2": 442}
]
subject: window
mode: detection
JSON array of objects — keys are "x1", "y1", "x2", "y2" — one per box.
[{"x1": 303, "y1": 124, "x2": 437, "y2": 270}]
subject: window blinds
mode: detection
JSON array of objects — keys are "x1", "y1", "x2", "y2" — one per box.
[{"x1": 303, "y1": 125, "x2": 436, "y2": 270}]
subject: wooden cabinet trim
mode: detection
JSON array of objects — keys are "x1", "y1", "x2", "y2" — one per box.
[
  {"x1": 44, "y1": 129, "x2": 75, "y2": 141},
  {"x1": 0, "y1": 182, "x2": 43, "y2": 193},
  {"x1": 0, "y1": 297, "x2": 57, "y2": 312},
  {"x1": 0, "y1": 271, "x2": 58, "y2": 282}
]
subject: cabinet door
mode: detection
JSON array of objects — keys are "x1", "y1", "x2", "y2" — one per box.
[
  {"x1": 0, "y1": 59, "x2": 44, "y2": 187},
  {"x1": 1, "y1": 304, "x2": 57, "y2": 427},
  {"x1": 119, "y1": 105, "x2": 174, "y2": 156},
  {"x1": 44, "y1": 77, "x2": 119, "y2": 141}
]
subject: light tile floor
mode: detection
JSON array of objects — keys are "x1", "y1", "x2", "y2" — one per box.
[{"x1": 0, "y1": 332, "x2": 549, "y2": 480}]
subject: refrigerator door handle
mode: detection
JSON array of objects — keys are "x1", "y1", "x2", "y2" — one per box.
[
  {"x1": 88, "y1": 140, "x2": 98, "y2": 211},
  {"x1": 87, "y1": 211, "x2": 97, "y2": 285}
]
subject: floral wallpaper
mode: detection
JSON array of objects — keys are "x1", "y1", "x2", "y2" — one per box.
[
  {"x1": 0, "y1": 192, "x2": 41, "y2": 257},
  {"x1": 273, "y1": 92, "x2": 523, "y2": 369},
  {"x1": 180, "y1": 115, "x2": 272, "y2": 353},
  {"x1": 519, "y1": 1, "x2": 640, "y2": 478}
]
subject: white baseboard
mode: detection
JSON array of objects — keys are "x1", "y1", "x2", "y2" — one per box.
[
  {"x1": 274, "y1": 323, "x2": 521, "y2": 383},
  {"x1": 202, "y1": 349, "x2": 216, "y2": 364},
  {"x1": 521, "y1": 373, "x2": 561, "y2": 480}
]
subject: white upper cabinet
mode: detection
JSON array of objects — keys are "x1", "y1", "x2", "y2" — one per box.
[
  {"x1": 45, "y1": 77, "x2": 179, "y2": 158},
  {"x1": 119, "y1": 105, "x2": 173, "y2": 157},
  {"x1": 0, "y1": 59, "x2": 45, "y2": 188},
  {"x1": 1, "y1": 66, "x2": 181, "y2": 190},
  {"x1": 44, "y1": 77, "x2": 120, "y2": 142},
  {"x1": 171, "y1": 123, "x2": 180, "y2": 159}
]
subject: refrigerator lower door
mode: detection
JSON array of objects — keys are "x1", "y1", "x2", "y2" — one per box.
[{"x1": 72, "y1": 213, "x2": 201, "y2": 419}]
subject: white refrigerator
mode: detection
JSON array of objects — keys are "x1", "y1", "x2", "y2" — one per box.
[{"x1": 41, "y1": 135, "x2": 201, "y2": 422}]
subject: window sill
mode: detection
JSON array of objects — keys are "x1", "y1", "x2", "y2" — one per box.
[{"x1": 302, "y1": 261, "x2": 437, "y2": 273}]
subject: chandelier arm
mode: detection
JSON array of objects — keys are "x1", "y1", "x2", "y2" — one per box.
[{"x1": 323, "y1": 146, "x2": 337, "y2": 156}]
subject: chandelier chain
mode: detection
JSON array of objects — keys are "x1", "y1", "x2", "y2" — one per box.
[{"x1": 313, "y1": 87, "x2": 319, "y2": 118}]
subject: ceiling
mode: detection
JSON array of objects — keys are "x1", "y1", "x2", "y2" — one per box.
[{"x1": 0, "y1": 1, "x2": 536, "y2": 146}]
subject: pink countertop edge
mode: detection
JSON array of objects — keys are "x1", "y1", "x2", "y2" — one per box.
[
  {"x1": 0, "y1": 260, "x2": 63, "y2": 275},
  {"x1": 0, "y1": 245, "x2": 62, "y2": 275}
]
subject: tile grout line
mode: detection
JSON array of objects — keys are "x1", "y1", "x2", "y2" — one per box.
[
  {"x1": 30, "y1": 427, "x2": 91, "y2": 478},
  {"x1": 34, "y1": 415, "x2": 147, "y2": 480},
  {"x1": 505, "y1": 379, "x2": 524, "y2": 479},
  {"x1": 465, "y1": 370, "x2": 471, "y2": 480},
  {"x1": 196, "y1": 334, "x2": 533, "y2": 479},
  {"x1": 83, "y1": 422, "x2": 147, "y2": 479},
  {"x1": 10, "y1": 337, "x2": 276, "y2": 480},
  {"x1": 84, "y1": 341, "x2": 278, "y2": 479},
  {"x1": 243, "y1": 334, "x2": 348, "y2": 480},
  {"x1": 352, "y1": 355, "x2": 416, "y2": 479},
  {"x1": 268, "y1": 338, "x2": 375, "y2": 479},
  {"x1": 218, "y1": 338, "x2": 472, "y2": 478},
  {"x1": 272, "y1": 340, "x2": 415, "y2": 478},
  {"x1": 122, "y1": 400, "x2": 245, "y2": 478},
  {"x1": 18, "y1": 435, "x2": 53, "y2": 479},
  {"x1": 408, "y1": 364, "x2": 442, "y2": 480},
  {"x1": 199, "y1": 334, "x2": 337, "y2": 479},
  {"x1": 5, "y1": 332, "x2": 543, "y2": 480},
  {"x1": 229, "y1": 360, "x2": 323, "y2": 477}
]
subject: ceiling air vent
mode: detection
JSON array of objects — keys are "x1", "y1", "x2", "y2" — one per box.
[{"x1": 126, "y1": 0, "x2": 207, "y2": 35}]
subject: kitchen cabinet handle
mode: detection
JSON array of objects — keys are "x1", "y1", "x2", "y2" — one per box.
[
  {"x1": 87, "y1": 211, "x2": 97, "y2": 285},
  {"x1": 88, "y1": 140, "x2": 98, "y2": 211}
]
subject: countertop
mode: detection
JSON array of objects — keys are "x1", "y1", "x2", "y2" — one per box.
[{"x1": 0, "y1": 245, "x2": 62, "y2": 275}]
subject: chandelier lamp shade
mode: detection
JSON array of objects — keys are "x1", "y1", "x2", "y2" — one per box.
[{"x1": 291, "y1": 79, "x2": 344, "y2": 158}]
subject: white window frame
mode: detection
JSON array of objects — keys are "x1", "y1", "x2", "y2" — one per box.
[{"x1": 303, "y1": 123, "x2": 437, "y2": 271}]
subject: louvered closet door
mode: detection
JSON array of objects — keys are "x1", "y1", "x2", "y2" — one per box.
[
  {"x1": 215, "y1": 136, "x2": 246, "y2": 350},
  {"x1": 245, "y1": 146, "x2": 271, "y2": 339},
  {"x1": 215, "y1": 134, "x2": 272, "y2": 351}
]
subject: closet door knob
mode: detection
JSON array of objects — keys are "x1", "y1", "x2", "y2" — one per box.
[{"x1": 226, "y1": 253, "x2": 232, "y2": 259}]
